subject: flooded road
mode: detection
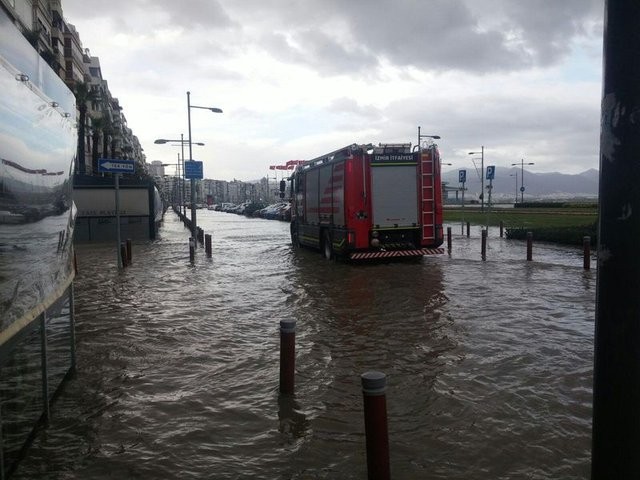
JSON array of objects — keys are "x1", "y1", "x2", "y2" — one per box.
[{"x1": 16, "y1": 211, "x2": 594, "y2": 479}]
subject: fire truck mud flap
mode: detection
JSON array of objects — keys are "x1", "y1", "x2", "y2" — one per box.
[{"x1": 349, "y1": 248, "x2": 445, "y2": 260}]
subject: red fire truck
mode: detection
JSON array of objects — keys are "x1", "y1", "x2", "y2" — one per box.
[{"x1": 287, "y1": 142, "x2": 444, "y2": 260}]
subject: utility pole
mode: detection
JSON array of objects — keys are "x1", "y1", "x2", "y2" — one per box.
[{"x1": 592, "y1": 1, "x2": 640, "y2": 478}]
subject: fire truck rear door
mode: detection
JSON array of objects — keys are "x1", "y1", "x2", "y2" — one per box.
[{"x1": 370, "y1": 165, "x2": 418, "y2": 228}]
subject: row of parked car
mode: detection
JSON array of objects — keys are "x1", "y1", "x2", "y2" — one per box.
[{"x1": 210, "y1": 202, "x2": 291, "y2": 221}]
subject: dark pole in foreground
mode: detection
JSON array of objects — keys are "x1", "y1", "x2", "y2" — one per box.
[
  {"x1": 361, "y1": 371, "x2": 390, "y2": 480},
  {"x1": 526, "y1": 231, "x2": 533, "y2": 261},
  {"x1": 592, "y1": 2, "x2": 640, "y2": 478},
  {"x1": 279, "y1": 320, "x2": 296, "y2": 395},
  {"x1": 446, "y1": 226, "x2": 452, "y2": 254}
]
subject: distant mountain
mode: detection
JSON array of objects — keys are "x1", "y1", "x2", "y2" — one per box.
[{"x1": 442, "y1": 166, "x2": 599, "y2": 202}]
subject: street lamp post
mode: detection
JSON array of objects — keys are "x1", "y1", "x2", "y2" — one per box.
[
  {"x1": 161, "y1": 162, "x2": 181, "y2": 206},
  {"x1": 417, "y1": 126, "x2": 440, "y2": 148},
  {"x1": 468, "y1": 146, "x2": 485, "y2": 212},
  {"x1": 512, "y1": 159, "x2": 535, "y2": 203},
  {"x1": 187, "y1": 91, "x2": 222, "y2": 243},
  {"x1": 510, "y1": 172, "x2": 518, "y2": 204},
  {"x1": 154, "y1": 136, "x2": 205, "y2": 217}
]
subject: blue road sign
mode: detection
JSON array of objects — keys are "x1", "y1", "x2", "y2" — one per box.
[
  {"x1": 185, "y1": 160, "x2": 203, "y2": 179},
  {"x1": 458, "y1": 169, "x2": 467, "y2": 183},
  {"x1": 486, "y1": 165, "x2": 495, "y2": 180},
  {"x1": 98, "y1": 158, "x2": 135, "y2": 173}
]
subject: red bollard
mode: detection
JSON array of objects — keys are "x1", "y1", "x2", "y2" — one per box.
[
  {"x1": 583, "y1": 236, "x2": 591, "y2": 270},
  {"x1": 189, "y1": 237, "x2": 195, "y2": 263},
  {"x1": 361, "y1": 371, "x2": 390, "y2": 480},
  {"x1": 279, "y1": 320, "x2": 296, "y2": 395},
  {"x1": 526, "y1": 231, "x2": 533, "y2": 261},
  {"x1": 446, "y1": 226, "x2": 452, "y2": 254}
]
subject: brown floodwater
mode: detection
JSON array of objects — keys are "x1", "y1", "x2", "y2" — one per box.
[{"x1": 15, "y1": 210, "x2": 594, "y2": 479}]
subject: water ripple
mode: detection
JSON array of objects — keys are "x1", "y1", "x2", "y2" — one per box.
[{"x1": 16, "y1": 212, "x2": 594, "y2": 479}]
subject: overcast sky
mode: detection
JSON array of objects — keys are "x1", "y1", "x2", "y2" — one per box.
[{"x1": 62, "y1": 0, "x2": 604, "y2": 181}]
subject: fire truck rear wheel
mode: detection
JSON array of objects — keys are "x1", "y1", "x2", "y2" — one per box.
[{"x1": 323, "y1": 230, "x2": 333, "y2": 260}]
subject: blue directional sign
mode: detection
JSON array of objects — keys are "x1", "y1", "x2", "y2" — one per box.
[
  {"x1": 184, "y1": 160, "x2": 203, "y2": 179},
  {"x1": 458, "y1": 169, "x2": 467, "y2": 183},
  {"x1": 98, "y1": 158, "x2": 135, "y2": 174},
  {"x1": 486, "y1": 165, "x2": 495, "y2": 180}
]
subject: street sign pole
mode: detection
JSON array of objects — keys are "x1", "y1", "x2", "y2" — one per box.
[
  {"x1": 97, "y1": 158, "x2": 135, "y2": 269},
  {"x1": 461, "y1": 180, "x2": 466, "y2": 235},
  {"x1": 488, "y1": 178, "x2": 493, "y2": 209},
  {"x1": 184, "y1": 160, "x2": 204, "y2": 245},
  {"x1": 191, "y1": 177, "x2": 196, "y2": 244},
  {"x1": 115, "y1": 173, "x2": 122, "y2": 269},
  {"x1": 459, "y1": 169, "x2": 467, "y2": 235},
  {"x1": 485, "y1": 166, "x2": 496, "y2": 228}
]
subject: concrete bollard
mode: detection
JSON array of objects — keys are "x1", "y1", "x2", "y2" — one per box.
[
  {"x1": 446, "y1": 226, "x2": 452, "y2": 254},
  {"x1": 205, "y1": 234, "x2": 212, "y2": 258},
  {"x1": 466, "y1": 221, "x2": 470, "y2": 238},
  {"x1": 583, "y1": 236, "x2": 591, "y2": 270},
  {"x1": 279, "y1": 320, "x2": 296, "y2": 395},
  {"x1": 500, "y1": 221, "x2": 504, "y2": 238},
  {"x1": 189, "y1": 237, "x2": 195, "y2": 263},
  {"x1": 526, "y1": 231, "x2": 533, "y2": 261},
  {"x1": 361, "y1": 371, "x2": 390, "y2": 480},
  {"x1": 481, "y1": 229, "x2": 487, "y2": 260},
  {"x1": 126, "y1": 238, "x2": 132, "y2": 265}
]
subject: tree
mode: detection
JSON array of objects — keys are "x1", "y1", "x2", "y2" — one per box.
[
  {"x1": 73, "y1": 82, "x2": 99, "y2": 175},
  {"x1": 90, "y1": 115, "x2": 115, "y2": 172}
]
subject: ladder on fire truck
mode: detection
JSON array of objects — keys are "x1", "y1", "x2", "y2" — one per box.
[{"x1": 420, "y1": 147, "x2": 436, "y2": 242}]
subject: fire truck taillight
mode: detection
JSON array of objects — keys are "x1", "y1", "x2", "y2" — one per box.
[
  {"x1": 348, "y1": 231, "x2": 355, "y2": 245},
  {"x1": 370, "y1": 230, "x2": 380, "y2": 248}
]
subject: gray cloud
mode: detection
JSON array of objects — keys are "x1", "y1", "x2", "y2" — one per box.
[
  {"x1": 237, "y1": 0, "x2": 603, "y2": 74},
  {"x1": 61, "y1": 0, "x2": 604, "y2": 178},
  {"x1": 66, "y1": 0, "x2": 603, "y2": 75}
]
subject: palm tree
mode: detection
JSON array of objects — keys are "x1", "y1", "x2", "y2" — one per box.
[
  {"x1": 90, "y1": 115, "x2": 108, "y2": 172},
  {"x1": 102, "y1": 118, "x2": 115, "y2": 159},
  {"x1": 73, "y1": 82, "x2": 99, "y2": 175}
]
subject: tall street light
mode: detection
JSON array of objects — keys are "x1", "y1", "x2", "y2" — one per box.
[
  {"x1": 187, "y1": 91, "x2": 223, "y2": 243},
  {"x1": 161, "y1": 162, "x2": 181, "y2": 206},
  {"x1": 510, "y1": 172, "x2": 518, "y2": 204},
  {"x1": 417, "y1": 126, "x2": 440, "y2": 148},
  {"x1": 155, "y1": 136, "x2": 205, "y2": 217},
  {"x1": 512, "y1": 159, "x2": 535, "y2": 203},
  {"x1": 468, "y1": 146, "x2": 484, "y2": 212}
]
